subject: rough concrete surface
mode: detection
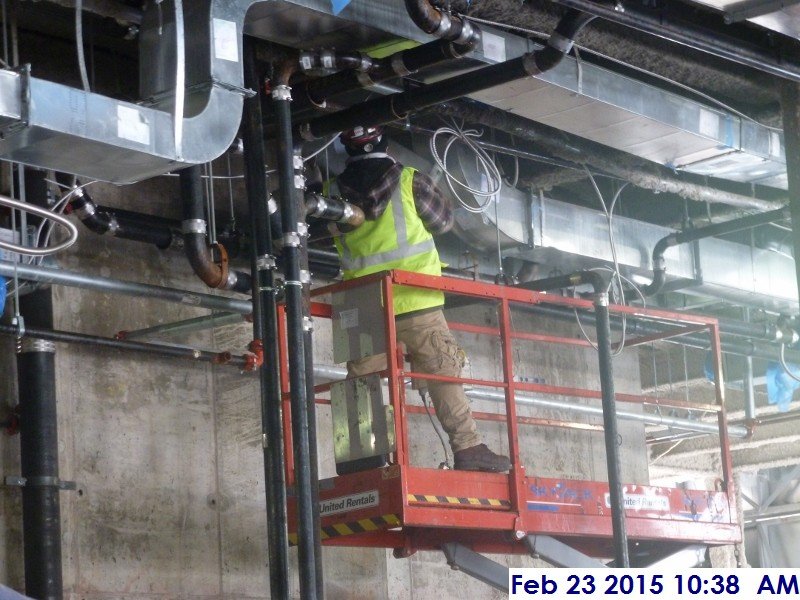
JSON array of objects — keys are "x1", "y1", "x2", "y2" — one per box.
[{"x1": 0, "y1": 176, "x2": 735, "y2": 598}]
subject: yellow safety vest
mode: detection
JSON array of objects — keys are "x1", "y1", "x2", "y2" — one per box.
[{"x1": 329, "y1": 167, "x2": 444, "y2": 316}]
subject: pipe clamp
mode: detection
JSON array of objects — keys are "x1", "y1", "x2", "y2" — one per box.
[
  {"x1": 294, "y1": 175, "x2": 306, "y2": 190},
  {"x1": 182, "y1": 219, "x2": 207, "y2": 235},
  {"x1": 107, "y1": 216, "x2": 121, "y2": 235},
  {"x1": 593, "y1": 292, "x2": 609, "y2": 307},
  {"x1": 282, "y1": 232, "x2": 301, "y2": 247},
  {"x1": 292, "y1": 154, "x2": 304, "y2": 170},
  {"x1": 257, "y1": 255, "x2": 276, "y2": 271},
  {"x1": 300, "y1": 269, "x2": 311, "y2": 284},
  {"x1": 272, "y1": 85, "x2": 292, "y2": 102},
  {"x1": 303, "y1": 316, "x2": 314, "y2": 332},
  {"x1": 297, "y1": 222, "x2": 308, "y2": 237},
  {"x1": 18, "y1": 338, "x2": 55, "y2": 354}
]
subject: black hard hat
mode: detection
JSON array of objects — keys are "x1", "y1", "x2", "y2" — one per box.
[{"x1": 339, "y1": 126, "x2": 385, "y2": 154}]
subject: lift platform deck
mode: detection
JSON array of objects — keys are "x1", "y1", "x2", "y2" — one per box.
[{"x1": 281, "y1": 270, "x2": 741, "y2": 561}]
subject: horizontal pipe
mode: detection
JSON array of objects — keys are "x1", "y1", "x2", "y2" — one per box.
[
  {"x1": 0, "y1": 323, "x2": 247, "y2": 368},
  {"x1": 122, "y1": 312, "x2": 245, "y2": 340},
  {"x1": 0, "y1": 260, "x2": 252, "y2": 314},
  {"x1": 309, "y1": 364, "x2": 748, "y2": 438}
]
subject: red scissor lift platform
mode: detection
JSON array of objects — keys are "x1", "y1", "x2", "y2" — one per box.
[{"x1": 282, "y1": 270, "x2": 741, "y2": 563}]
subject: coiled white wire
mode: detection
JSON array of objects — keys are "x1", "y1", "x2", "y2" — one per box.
[{"x1": 429, "y1": 122, "x2": 502, "y2": 214}]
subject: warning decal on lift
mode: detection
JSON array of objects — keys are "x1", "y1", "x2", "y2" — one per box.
[
  {"x1": 407, "y1": 493, "x2": 511, "y2": 508},
  {"x1": 320, "y1": 490, "x2": 380, "y2": 517},
  {"x1": 289, "y1": 513, "x2": 400, "y2": 546}
]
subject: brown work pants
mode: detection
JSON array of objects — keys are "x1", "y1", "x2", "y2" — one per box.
[{"x1": 347, "y1": 309, "x2": 480, "y2": 452}]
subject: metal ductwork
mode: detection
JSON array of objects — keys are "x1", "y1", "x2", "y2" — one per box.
[{"x1": 0, "y1": 0, "x2": 260, "y2": 183}]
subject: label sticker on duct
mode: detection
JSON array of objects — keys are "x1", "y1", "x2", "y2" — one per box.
[
  {"x1": 320, "y1": 490, "x2": 379, "y2": 516},
  {"x1": 698, "y1": 108, "x2": 720, "y2": 139},
  {"x1": 339, "y1": 308, "x2": 359, "y2": 330},
  {"x1": 117, "y1": 105, "x2": 151, "y2": 146},
  {"x1": 604, "y1": 492, "x2": 670, "y2": 512},
  {"x1": 213, "y1": 19, "x2": 239, "y2": 63},
  {"x1": 481, "y1": 31, "x2": 506, "y2": 63}
]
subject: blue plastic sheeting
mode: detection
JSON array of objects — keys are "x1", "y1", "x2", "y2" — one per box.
[
  {"x1": 766, "y1": 361, "x2": 800, "y2": 413},
  {"x1": 330, "y1": 0, "x2": 352, "y2": 15},
  {"x1": 0, "y1": 277, "x2": 5, "y2": 316},
  {"x1": 0, "y1": 585, "x2": 33, "y2": 600}
]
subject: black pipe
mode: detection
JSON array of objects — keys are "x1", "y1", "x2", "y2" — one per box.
[
  {"x1": 70, "y1": 189, "x2": 174, "y2": 250},
  {"x1": 0, "y1": 323, "x2": 247, "y2": 368},
  {"x1": 299, "y1": 10, "x2": 592, "y2": 140},
  {"x1": 301, "y1": 39, "x2": 473, "y2": 108},
  {"x1": 643, "y1": 206, "x2": 790, "y2": 296},
  {"x1": 179, "y1": 167, "x2": 252, "y2": 294},
  {"x1": 16, "y1": 168, "x2": 62, "y2": 600},
  {"x1": 552, "y1": 0, "x2": 800, "y2": 82},
  {"x1": 242, "y1": 36, "x2": 290, "y2": 600},
  {"x1": 273, "y1": 81, "x2": 322, "y2": 598},
  {"x1": 404, "y1": 0, "x2": 479, "y2": 44},
  {"x1": 594, "y1": 293, "x2": 629, "y2": 568},
  {"x1": 524, "y1": 271, "x2": 629, "y2": 567}
]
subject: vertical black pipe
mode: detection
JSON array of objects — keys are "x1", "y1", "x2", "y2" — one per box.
[
  {"x1": 780, "y1": 81, "x2": 800, "y2": 306},
  {"x1": 17, "y1": 168, "x2": 62, "y2": 600},
  {"x1": 301, "y1": 244, "x2": 324, "y2": 598},
  {"x1": 272, "y1": 81, "x2": 322, "y2": 598},
  {"x1": 242, "y1": 37, "x2": 290, "y2": 599},
  {"x1": 593, "y1": 292, "x2": 630, "y2": 568}
]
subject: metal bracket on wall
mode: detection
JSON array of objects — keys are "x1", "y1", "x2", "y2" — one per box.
[{"x1": 3, "y1": 475, "x2": 77, "y2": 491}]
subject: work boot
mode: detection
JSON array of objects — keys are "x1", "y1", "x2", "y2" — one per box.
[{"x1": 453, "y1": 444, "x2": 511, "y2": 473}]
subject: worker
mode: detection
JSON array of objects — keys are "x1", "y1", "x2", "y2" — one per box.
[{"x1": 326, "y1": 125, "x2": 511, "y2": 473}]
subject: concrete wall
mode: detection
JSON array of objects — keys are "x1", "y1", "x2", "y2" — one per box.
[{"x1": 1, "y1": 175, "x2": 648, "y2": 598}]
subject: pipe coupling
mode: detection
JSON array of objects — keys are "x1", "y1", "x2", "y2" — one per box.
[
  {"x1": 17, "y1": 338, "x2": 56, "y2": 354},
  {"x1": 224, "y1": 270, "x2": 239, "y2": 291},
  {"x1": 455, "y1": 20, "x2": 478, "y2": 46},
  {"x1": 593, "y1": 292, "x2": 609, "y2": 307},
  {"x1": 182, "y1": 219, "x2": 207, "y2": 235},
  {"x1": 272, "y1": 85, "x2": 292, "y2": 102},
  {"x1": 358, "y1": 53, "x2": 375, "y2": 72},
  {"x1": 307, "y1": 196, "x2": 328, "y2": 218},
  {"x1": 434, "y1": 12, "x2": 452, "y2": 37},
  {"x1": 74, "y1": 201, "x2": 96, "y2": 219}
]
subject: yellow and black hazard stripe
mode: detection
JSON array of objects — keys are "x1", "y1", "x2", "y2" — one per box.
[
  {"x1": 288, "y1": 514, "x2": 401, "y2": 546},
  {"x1": 407, "y1": 493, "x2": 511, "y2": 508}
]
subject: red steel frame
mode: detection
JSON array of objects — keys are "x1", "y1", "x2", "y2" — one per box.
[{"x1": 282, "y1": 270, "x2": 741, "y2": 557}]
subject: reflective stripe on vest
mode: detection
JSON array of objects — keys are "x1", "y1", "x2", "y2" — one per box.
[{"x1": 332, "y1": 167, "x2": 444, "y2": 316}]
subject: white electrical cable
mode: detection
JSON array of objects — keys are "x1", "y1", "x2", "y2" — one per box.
[
  {"x1": 779, "y1": 344, "x2": 800, "y2": 384},
  {"x1": 429, "y1": 121, "x2": 502, "y2": 214},
  {"x1": 0, "y1": 194, "x2": 79, "y2": 256},
  {"x1": 75, "y1": 0, "x2": 91, "y2": 92}
]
